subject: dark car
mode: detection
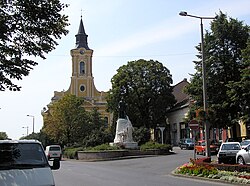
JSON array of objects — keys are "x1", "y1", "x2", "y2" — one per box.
[
  {"x1": 217, "y1": 142, "x2": 241, "y2": 164},
  {"x1": 179, "y1": 138, "x2": 195, "y2": 150}
]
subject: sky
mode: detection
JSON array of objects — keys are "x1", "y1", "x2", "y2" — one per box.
[{"x1": 1, "y1": 0, "x2": 250, "y2": 139}]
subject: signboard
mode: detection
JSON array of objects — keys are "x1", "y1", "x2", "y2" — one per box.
[{"x1": 189, "y1": 120, "x2": 199, "y2": 130}]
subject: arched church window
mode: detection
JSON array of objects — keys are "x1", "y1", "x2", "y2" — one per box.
[{"x1": 80, "y1": 61, "x2": 85, "y2": 74}]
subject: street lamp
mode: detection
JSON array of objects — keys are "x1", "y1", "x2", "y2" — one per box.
[
  {"x1": 27, "y1": 115, "x2": 35, "y2": 133},
  {"x1": 179, "y1": 11, "x2": 216, "y2": 157},
  {"x1": 22, "y1": 126, "x2": 29, "y2": 136}
]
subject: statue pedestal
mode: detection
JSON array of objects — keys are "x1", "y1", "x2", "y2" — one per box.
[{"x1": 123, "y1": 142, "x2": 138, "y2": 149}]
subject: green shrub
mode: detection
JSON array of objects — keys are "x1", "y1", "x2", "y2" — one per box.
[
  {"x1": 84, "y1": 143, "x2": 120, "y2": 152},
  {"x1": 64, "y1": 147, "x2": 83, "y2": 159},
  {"x1": 140, "y1": 141, "x2": 171, "y2": 151}
]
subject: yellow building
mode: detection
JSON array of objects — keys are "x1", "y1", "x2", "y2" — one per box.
[{"x1": 42, "y1": 17, "x2": 112, "y2": 126}]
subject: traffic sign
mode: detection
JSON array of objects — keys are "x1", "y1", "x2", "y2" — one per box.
[{"x1": 189, "y1": 120, "x2": 199, "y2": 130}]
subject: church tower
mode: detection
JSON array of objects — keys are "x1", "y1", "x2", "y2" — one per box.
[
  {"x1": 69, "y1": 17, "x2": 96, "y2": 98},
  {"x1": 44, "y1": 16, "x2": 112, "y2": 126}
]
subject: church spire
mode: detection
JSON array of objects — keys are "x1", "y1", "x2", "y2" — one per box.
[{"x1": 75, "y1": 16, "x2": 90, "y2": 49}]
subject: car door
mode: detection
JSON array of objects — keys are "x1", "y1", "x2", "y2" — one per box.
[{"x1": 245, "y1": 145, "x2": 250, "y2": 164}]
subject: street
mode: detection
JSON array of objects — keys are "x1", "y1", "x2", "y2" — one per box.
[{"x1": 52, "y1": 147, "x2": 229, "y2": 186}]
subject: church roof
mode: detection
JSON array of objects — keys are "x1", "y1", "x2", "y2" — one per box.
[{"x1": 75, "y1": 17, "x2": 90, "y2": 49}]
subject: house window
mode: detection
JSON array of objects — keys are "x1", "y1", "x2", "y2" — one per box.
[{"x1": 80, "y1": 61, "x2": 85, "y2": 74}]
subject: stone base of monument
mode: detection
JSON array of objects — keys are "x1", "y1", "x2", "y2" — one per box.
[
  {"x1": 109, "y1": 142, "x2": 138, "y2": 149},
  {"x1": 123, "y1": 142, "x2": 138, "y2": 149}
]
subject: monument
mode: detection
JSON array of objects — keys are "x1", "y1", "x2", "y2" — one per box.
[{"x1": 111, "y1": 98, "x2": 138, "y2": 149}]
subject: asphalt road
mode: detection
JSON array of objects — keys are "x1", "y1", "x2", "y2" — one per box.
[{"x1": 53, "y1": 147, "x2": 229, "y2": 186}]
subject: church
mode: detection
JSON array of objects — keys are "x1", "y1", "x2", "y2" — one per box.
[{"x1": 42, "y1": 17, "x2": 112, "y2": 126}]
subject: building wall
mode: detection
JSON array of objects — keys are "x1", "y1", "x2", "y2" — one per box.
[{"x1": 166, "y1": 105, "x2": 189, "y2": 146}]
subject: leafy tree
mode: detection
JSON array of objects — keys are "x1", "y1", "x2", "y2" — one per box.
[
  {"x1": 227, "y1": 39, "x2": 250, "y2": 122},
  {"x1": 185, "y1": 11, "x2": 249, "y2": 128},
  {"x1": 42, "y1": 95, "x2": 111, "y2": 147},
  {"x1": 19, "y1": 131, "x2": 54, "y2": 147},
  {"x1": 87, "y1": 108, "x2": 107, "y2": 131},
  {"x1": 0, "y1": 132, "x2": 8, "y2": 140},
  {"x1": 82, "y1": 127, "x2": 113, "y2": 148},
  {"x1": 0, "y1": 0, "x2": 69, "y2": 91},
  {"x1": 133, "y1": 127, "x2": 151, "y2": 146},
  {"x1": 107, "y1": 59, "x2": 176, "y2": 129},
  {"x1": 42, "y1": 94, "x2": 89, "y2": 146},
  {"x1": 82, "y1": 108, "x2": 114, "y2": 147}
]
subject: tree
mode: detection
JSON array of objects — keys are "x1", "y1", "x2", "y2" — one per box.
[
  {"x1": 19, "y1": 131, "x2": 54, "y2": 147},
  {"x1": 0, "y1": 0, "x2": 69, "y2": 91},
  {"x1": 107, "y1": 59, "x2": 176, "y2": 129},
  {"x1": 82, "y1": 108, "x2": 114, "y2": 147},
  {"x1": 0, "y1": 132, "x2": 8, "y2": 140},
  {"x1": 42, "y1": 94, "x2": 89, "y2": 145},
  {"x1": 227, "y1": 39, "x2": 250, "y2": 123},
  {"x1": 185, "y1": 11, "x2": 249, "y2": 128}
]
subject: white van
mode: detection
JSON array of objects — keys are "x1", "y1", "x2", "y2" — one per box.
[
  {"x1": 0, "y1": 140, "x2": 60, "y2": 186},
  {"x1": 45, "y1": 145, "x2": 62, "y2": 160}
]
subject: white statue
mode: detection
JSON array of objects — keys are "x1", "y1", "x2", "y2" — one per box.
[
  {"x1": 114, "y1": 116, "x2": 134, "y2": 143},
  {"x1": 111, "y1": 98, "x2": 138, "y2": 149}
]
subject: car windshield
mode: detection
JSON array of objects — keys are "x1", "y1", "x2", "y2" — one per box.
[
  {"x1": 50, "y1": 146, "x2": 61, "y2": 151},
  {"x1": 201, "y1": 142, "x2": 206, "y2": 146},
  {"x1": 221, "y1": 143, "x2": 241, "y2": 150},
  {"x1": 186, "y1": 139, "x2": 193, "y2": 143},
  {"x1": 0, "y1": 143, "x2": 48, "y2": 169},
  {"x1": 240, "y1": 140, "x2": 250, "y2": 146}
]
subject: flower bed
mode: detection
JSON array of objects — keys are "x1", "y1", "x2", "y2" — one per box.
[
  {"x1": 174, "y1": 158, "x2": 250, "y2": 184},
  {"x1": 194, "y1": 157, "x2": 250, "y2": 173}
]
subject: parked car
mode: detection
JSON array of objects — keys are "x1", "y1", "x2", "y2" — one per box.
[
  {"x1": 236, "y1": 144, "x2": 250, "y2": 165},
  {"x1": 179, "y1": 138, "x2": 195, "y2": 149},
  {"x1": 217, "y1": 142, "x2": 241, "y2": 164},
  {"x1": 195, "y1": 140, "x2": 219, "y2": 155},
  {"x1": 0, "y1": 139, "x2": 60, "y2": 186},
  {"x1": 240, "y1": 139, "x2": 250, "y2": 149},
  {"x1": 45, "y1": 145, "x2": 62, "y2": 160}
]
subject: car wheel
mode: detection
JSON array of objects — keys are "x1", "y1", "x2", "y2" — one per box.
[{"x1": 237, "y1": 156, "x2": 245, "y2": 165}]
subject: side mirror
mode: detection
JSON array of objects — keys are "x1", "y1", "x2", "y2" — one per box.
[
  {"x1": 50, "y1": 159, "x2": 60, "y2": 170},
  {"x1": 245, "y1": 148, "x2": 249, "y2": 152}
]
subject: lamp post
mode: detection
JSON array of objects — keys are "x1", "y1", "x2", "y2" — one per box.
[
  {"x1": 179, "y1": 11, "x2": 216, "y2": 157},
  {"x1": 27, "y1": 115, "x2": 35, "y2": 133},
  {"x1": 22, "y1": 126, "x2": 29, "y2": 136}
]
